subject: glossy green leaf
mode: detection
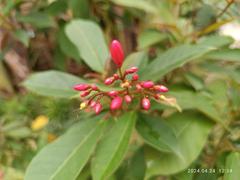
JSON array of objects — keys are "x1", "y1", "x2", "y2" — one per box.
[
  {"x1": 91, "y1": 112, "x2": 136, "y2": 180},
  {"x1": 23, "y1": 70, "x2": 84, "y2": 98},
  {"x1": 136, "y1": 113, "x2": 179, "y2": 154},
  {"x1": 110, "y1": 0, "x2": 157, "y2": 14},
  {"x1": 65, "y1": 20, "x2": 108, "y2": 73},
  {"x1": 145, "y1": 111, "x2": 213, "y2": 178},
  {"x1": 224, "y1": 152, "x2": 240, "y2": 180},
  {"x1": 137, "y1": 29, "x2": 167, "y2": 49},
  {"x1": 25, "y1": 116, "x2": 105, "y2": 180}
]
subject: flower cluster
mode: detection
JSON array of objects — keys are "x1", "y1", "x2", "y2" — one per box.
[{"x1": 73, "y1": 40, "x2": 169, "y2": 115}]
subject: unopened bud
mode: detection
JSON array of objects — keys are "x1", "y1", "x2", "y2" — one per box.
[
  {"x1": 141, "y1": 81, "x2": 154, "y2": 89},
  {"x1": 125, "y1": 67, "x2": 138, "y2": 74},
  {"x1": 110, "y1": 40, "x2": 124, "y2": 68},
  {"x1": 132, "y1": 74, "x2": 139, "y2": 81},
  {"x1": 124, "y1": 95, "x2": 132, "y2": 104},
  {"x1": 73, "y1": 84, "x2": 90, "y2": 91},
  {"x1": 80, "y1": 102, "x2": 87, "y2": 110},
  {"x1": 81, "y1": 90, "x2": 91, "y2": 97},
  {"x1": 108, "y1": 91, "x2": 118, "y2": 97},
  {"x1": 154, "y1": 85, "x2": 168, "y2": 92},
  {"x1": 110, "y1": 96, "x2": 123, "y2": 110},
  {"x1": 94, "y1": 103, "x2": 102, "y2": 115},
  {"x1": 142, "y1": 97, "x2": 151, "y2": 110},
  {"x1": 104, "y1": 77, "x2": 115, "y2": 85}
]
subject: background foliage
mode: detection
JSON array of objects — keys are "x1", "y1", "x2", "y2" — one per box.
[{"x1": 1, "y1": 0, "x2": 240, "y2": 180}]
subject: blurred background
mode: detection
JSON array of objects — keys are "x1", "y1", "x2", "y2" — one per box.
[{"x1": 1, "y1": 0, "x2": 240, "y2": 179}]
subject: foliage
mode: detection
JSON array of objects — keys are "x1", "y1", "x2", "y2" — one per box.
[{"x1": 1, "y1": 0, "x2": 240, "y2": 180}]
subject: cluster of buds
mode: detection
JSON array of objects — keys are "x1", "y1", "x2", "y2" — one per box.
[{"x1": 73, "y1": 40, "x2": 169, "y2": 115}]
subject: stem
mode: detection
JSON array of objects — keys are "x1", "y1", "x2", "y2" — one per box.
[
  {"x1": 118, "y1": 68, "x2": 124, "y2": 81},
  {"x1": 217, "y1": 0, "x2": 234, "y2": 18}
]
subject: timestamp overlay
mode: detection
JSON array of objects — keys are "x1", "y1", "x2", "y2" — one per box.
[{"x1": 188, "y1": 168, "x2": 233, "y2": 174}]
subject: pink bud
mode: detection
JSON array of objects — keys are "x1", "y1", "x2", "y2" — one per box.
[
  {"x1": 73, "y1": 84, "x2": 90, "y2": 91},
  {"x1": 110, "y1": 96, "x2": 123, "y2": 110},
  {"x1": 154, "y1": 85, "x2": 168, "y2": 92},
  {"x1": 90, "y1": 101, "x2": 97, "y2": 108},
  {"x1": 104, "y1": 77, "x2": 114, "y2": 85},
  {"x1": 108, "y1": 91, "x2": 118, "y2": 97},
  {"x1": 125, "y1": 67, "x2": 138, "y2": 74},
  {"x1": 141, "y1": 81, "x2": 154, "y2": 89},
  {"x1": 113, "y1": 73, "x2": 119, "y2": 80},
  {"x1": 124, "y1": 95, "x2": 132, "y2": 104},
  {"x1": 91, "y1": 84, "x2": 99, "y2": 91},
  {"x1": 132, "y1": 74, "x2": 139, "y2": 81},
  {"x1": 142, "y1": 97, "x2": 151, "y2": 110},
  {"x1": 94, "y1": 103, "x2": 102, "y2": 115},
  {"x1": 136, "y1": 84, "x2": 142, "y2": 90},
  {"x1": 81, "y1": 90, "x2": 90, "y2": 97},
  {"x1": 110, "y1": 40, "x2": 124, "y2": 68}
]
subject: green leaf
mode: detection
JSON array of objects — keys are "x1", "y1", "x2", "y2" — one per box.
[
  {"x1": 137, "y1": 29, "x2": 167, "y2": 49},
  {"x1": 17, "y1": 12, "x2": 55, "y2": 28},
  {"x1": 206, "y1": 49, "x2": 240, "y2": 62},
  {"x1": 121, "y1": 51, "x2": 148, "y2": 72},
  {"x1": 110, "y1": 0, "x2": 157, "y2": 14},
  {"x1": 25, "y1": 116, "x2": 105, "y2": 180},
  {"x1": 91, "y1": 112, "x2": 136, "y2": 180},
  {"x1": 23, "y1": 70, "x2": 84, "y2": 98},
  {"x1": 69, "y1": 0, "x2": 90, "y2": 18},
  {"x1": 144, "y1": 111, "x2": 213, "y2": 178},
  {"x1": 65, "y1": 19, "x2": 108, "y2": 73},
  {"x1": 13, "y1": 30, "x2": 30, "y2": 47},
  {"x1": 169, "y1": 90, "x2": 222, "y2": 123},
  {"x1": 140, "y1": 36, "x2": 234, "y2": 81},
  {"x1": 116, "y1": 147, "x2": 146, "y2": 180},
  {"x1": 224, "y1": 152, "x2": 240, "y2": 180},
  {"x1": 198, "y1": 35, "x2": 233, "y2": 47},
  {"x1": 184, "y1": 72, "x2": 204, "y2": 91},
  {"x1": 140, "y1": 44, "x2": 213, "y2": 81},
  {"x1": 195, "y1": 4, "x2": 216, "y2": 30},
  {"x1": 136, "y1": 113, "x2": 179, "y2": 154},
  {"x1": 58, "y1": 26, "x2": 81, "y2": 62},
  {"x1": 45, "y1": 0, "x2": 68, "y2": 16}
]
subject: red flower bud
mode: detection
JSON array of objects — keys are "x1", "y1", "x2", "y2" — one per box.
[
  {"x1": 91, "y1": 84, "x2": 99, "y2": 91},
  {"x1": 90, "y1": 101, "x2": 97, "y2": 108},
  {"x1": 142, "y1": 97, "x2": 151, "y2": 110},
  {"x1": 110, "y1": 40, "x2": 124, "y2": 68},
  {"x1": 154, "y1": 85, "x2": 168, "y2": 92},
  {"x1": 124, "y1": 95, "x2": 132, "y2": 104},
  {"x1": 125, "y1": 67, "x2": 138, "y2": 74},
  {"x1": 73, "y1": 84, "x2": 90, "y2": 91},
  {"x1": 113, "y1": 73, "x2": 119, "y2": 80},
  {"x1": 104, "y1": 77, "x2": 115, "y2": 85},
  {"x1": 108, "y1": 91, "x2": 118, "y2": 97},
  {"x1": 132, "y1": 74, "x2": 139, "y2": 81},
  {"x1": 94, "y1": 103, "x2": 102, "y2": 115},
  {"x1": 81, "y1": 90, "x2": 91, "y2": 97},
  {"x1": 141, "y1": 81, "x2": 154, "y2": 89},
  {"x1": 110, "y1": 96, "x2": 123, "y2": 110}
]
